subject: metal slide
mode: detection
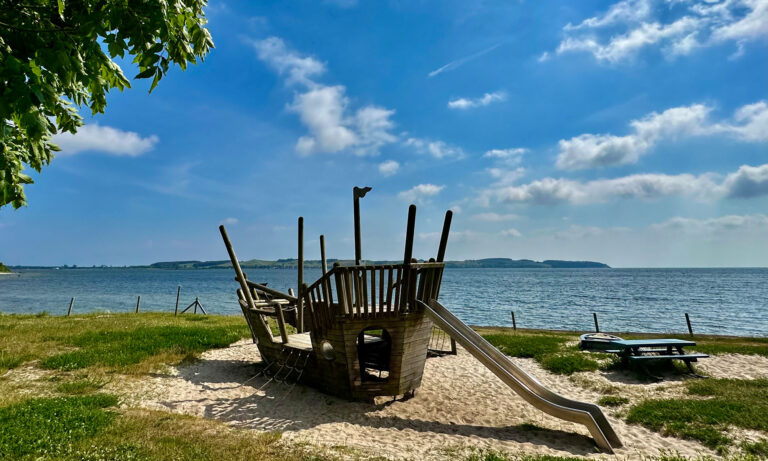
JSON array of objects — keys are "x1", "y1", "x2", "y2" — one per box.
[{"x1": 419, "y1": 299, "x2": 622, "y2": 453}]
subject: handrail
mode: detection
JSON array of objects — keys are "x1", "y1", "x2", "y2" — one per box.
[{"x1": 246, "y1": 280, "x2": 298, "y2": 303}]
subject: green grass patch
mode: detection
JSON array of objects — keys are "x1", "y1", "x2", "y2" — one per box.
[
  {"x1": 0, "y1": 351, "x2": 25, "y2": 372},
  {"x1": 741, "y1": 439, "x2": 768, "y2": 457},
  {"x1": 626, "y1": 379, "x2": 768, "y2": 452},
  {"x1": 483, "y1": 333, "x2": 610, "y2": 375},
  {"x1": 538, "y1": 352, "x2": 601, "y2": 375},
  {"x1": 56, "y1": 376, "x2": 108, "y2": 395},
  {"x1": 597, "y1": 395, "x2": 629, "y2": 407},
  {"x1": 0, "y1": 394, "x2": 119, "y2": 459},
  {"x1": 40, "y1": 326, "x2": 245, "y2": 371},
  {"x1": 0, "y1": 313, "x2": 251, "y2": 374},
  {"x1": 482, "y1": 334, "x2": 566, "y2": 358}
]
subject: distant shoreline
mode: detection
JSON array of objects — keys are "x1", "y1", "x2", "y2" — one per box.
[{"x1": 10, "y1": 258, "x2": 611, "y2": 270}]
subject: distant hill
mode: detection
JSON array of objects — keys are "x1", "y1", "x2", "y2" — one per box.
[
  {"x1": 0, "y1": 262, "x2": 10, "y2": 273},
  {"x1": 148, "y1": 258, "x2": 609, "y2": 270}
]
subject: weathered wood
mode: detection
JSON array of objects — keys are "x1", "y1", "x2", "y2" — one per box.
[
  {"x1": 135, "y1": 295, "x2": 141, "y2": 313},
  {"x1": 437, "y1": 210, "x2": 452, "y2": 262},
  {"x1": 685, "y1": 313, "x2": 694, "y2": 336},
  {"x1": 220, "y1": 225, "x2": 259, "y2": 312},
  {"x1": 275, "y1": 304, "x2": 289, "y2": 343},
  {"x1": 593, "y1": 312, "x2": 600, "y2": 333},
  {"x1": 67, "y1": 297, "x2": 74, "y2": 317},
  {"x1": 298, "y1": 216, "x2": 304, "y2": 332},
  {"x1": 246, "y1": 281, "x2": 297, "y2": 302},
  {"x1": 511, "y1": 311, "x2": 517, "y2": 330},
  {"x1": 174, "y1": 285, "x2": 181, "y2": 316}
]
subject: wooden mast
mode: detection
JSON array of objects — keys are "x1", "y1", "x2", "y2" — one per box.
[
  {"x1": 297, "y1": 216, "x2": 304, "y2": 332},
  {"x1": 437, "y1": 210, "x2": 453, "y2": 262},
  {"x1": 219, "y1": 225, "x2": 257, "y2": 312},
  {"x1": 353, "y1": 186, "x2": 372, "y2": 265}
]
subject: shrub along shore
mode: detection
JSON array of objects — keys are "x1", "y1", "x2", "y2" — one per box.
[{"x1": 0, "y1": 312, "x2": 766, "y2": 460}]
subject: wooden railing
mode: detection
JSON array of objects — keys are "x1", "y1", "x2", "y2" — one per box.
[{"x1": 303, "y1": 262, "x2": 444, "y2": 332}]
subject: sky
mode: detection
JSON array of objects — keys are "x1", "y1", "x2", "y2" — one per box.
[{"x1": 1, "y1": 0, "x2": 767, "y2": 268}]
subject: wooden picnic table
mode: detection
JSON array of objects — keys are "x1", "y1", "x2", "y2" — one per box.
[{"x1": 605, "y1": 338, "x2": 708, "y2": 374}]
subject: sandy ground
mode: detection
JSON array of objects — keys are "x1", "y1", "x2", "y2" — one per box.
[{"x1": 129, "y1": 340, "x2": 768, "y2": 460}]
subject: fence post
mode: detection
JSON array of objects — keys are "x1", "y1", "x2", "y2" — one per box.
[
  {"x1": 175, "y1": 285, "x2": 181, "y2": 316},
  {"x1": 511, "y1": 311, "x2": 517, "y2": 331},
  {"x1": 593, "y1": 312, "x2": 599, "y2": 333},
  {"x1": 67, "y1": 297, "x2": 75, "y2": 317},
  {"x1": 136, "y1": 295, "x2": 141, "y2": 313},
  {"x1": 685, "y1": 313, "x2": 693, "y2": 336}
]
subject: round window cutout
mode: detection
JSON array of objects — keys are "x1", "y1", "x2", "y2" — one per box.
[{"x1": 320, "y1": 341, "x2": 335, "y2": 361}]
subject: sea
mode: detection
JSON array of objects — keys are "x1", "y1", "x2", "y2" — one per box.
[{"x1": 1, "y1": 267, "x2": 766, "y2": 337}]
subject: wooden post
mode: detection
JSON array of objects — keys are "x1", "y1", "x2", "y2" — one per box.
[
  {"x1": 320, "y1": 235, "x2": 328, "y2": 277},
  {"x1": 174, "y1": 285, "x2": 181, "y2": 316},
  {"x1": 67, "y1": 297, "x2": 75, "y2": 317},
  {"x1": 136, "y1": 295, "x2": 141, "y2": 313},
  {"x1": 593, "y1": 312, "x2": 599, "y2": 333},
  {"x1": 353, "y1": 186, "x2": 372, "y2": 265},
  {"x1": 403, "y1": 204, "x2": 416, "y2": 265},
  {"x1": 297, "y1": 216, "x2": 304, "y2": 333},
  {"x1": 219, "y1": 225, "x2": 258, "y2": 314},
  {"x1": 685, "y1": 313, "x2": 693, "y2": 336},
  {"x1": 194, "y1": 297, "x2": 198, "y2": 314},
  {"x1": 511, "y1": 311, "x2": 517, "y2": 330},
  {"x1": 436, "y1": 210, "x2": 453, "y2": 262}
]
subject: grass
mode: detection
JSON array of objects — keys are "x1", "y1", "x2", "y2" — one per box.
[
  {"x1": 0, "y1": 312, "x2": 251, "y2": 374},
  {"x1": 56, "y1": 376, "x2": 108, "y2": 395},
  {"x1": 0, "y1": 394, "x2": 119, "y2": 459},
  {"x1": 40, "y1": 325, "x2": 245, "y2": 371},
  {"x1": 740, "y1": 439, "x2": 768, "y2": 457},
  {"x1": 597, "y1": 395, "x2": 629, "y2": 407},
  {"x1": 626, "y1": 379, "x2": 768, "y2": 452},
  {"x1": 481, "y1": 331, "x2": 613, "y2": 375},
  {"x1": 0, "y1": 395, "x2": 340, "y2": 461}
]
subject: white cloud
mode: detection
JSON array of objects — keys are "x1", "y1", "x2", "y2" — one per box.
[
  {"x1": 651, "y1": 214, "x2": 768, "y2": 234},
  {"x1": 291, "y1": 85, "x2": 358, "y2": 155},
  {"x1": 474, "y1": 212, "x2": 519, "y2": 222},
  {"x1": 220, "y1": 217, "x2": 239, "y2": 225},
  {"x1": 552, "y1": 0, "x2": 768, "y2": 62},
  {"x1": 53, "y1": 124, "x2": 158, "y2": 157},
  {"x1": 404, "y1": 137, "x2": 464, "y2": 159},
  {"x1": 378, "y1": 160, "x2": 400, "y2": 176},
  {"x1": 484, "y1": 163, "x2": 767, "y2": 205},
  {"x1": 252, "y1": 37, "x2": 397, "y2": 156},
  {"x1": 487, "y1": 167, "x2": 526, "y2": 186},
  {"x1": 500, "y1": 228, "x2": 523, "y2": 237},
  {"x1": 717, "y1": 101, "x2": 768, "y2": 142},
  {"x1": 557, "y1": 133, "x2": 651, "y2": 170},
  {"x1": 556, "y1": 102, "x2": 764, "y2": 170},
  {"x1": 720, "y1": 164, "x2": 768, "y2": 198},
  {"x1": 398, "y1": 184, "x2": 445, "y2": 203},
  {"x1": 564, "y1": 0, "x2": 653, "y2": 30},
  {"x1": 484, "y1": 148, "x2": 527, "y2": 165},
  {"x1": 428, "y1": 43, "x2": 501, "y2": 78},
  {"x1": 251, "y1": 36, "x2": 325, "y2": 86},
  {"x1": 448, "y1": 91, "x2": 507, "y2": 110}
]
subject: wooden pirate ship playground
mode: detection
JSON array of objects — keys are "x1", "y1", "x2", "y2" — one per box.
[{"x1": 218, "y1": 188, "x2": 623, "y2": 453}]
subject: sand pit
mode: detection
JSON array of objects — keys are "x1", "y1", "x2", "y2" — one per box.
[{"x1": 129, "y1": 339, "x2": 760, "y2": 460}]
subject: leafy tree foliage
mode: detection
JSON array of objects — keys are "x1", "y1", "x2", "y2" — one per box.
[{"x1": 0, "y1": 0, "x2": 213, "y2": 209}]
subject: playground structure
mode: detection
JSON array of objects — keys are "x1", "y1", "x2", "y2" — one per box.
[{"x1": 219, "y1": 188, "x2": 621, "y2": 453}]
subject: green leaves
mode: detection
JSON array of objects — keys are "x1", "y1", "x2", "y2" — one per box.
[{"x1": 0, "y1": 0, "x2": 214, "y2": 209}]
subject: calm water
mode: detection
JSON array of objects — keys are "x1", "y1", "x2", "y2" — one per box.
[{"x1": 1, "y1": 268, "x2": 766, "y2": 337}]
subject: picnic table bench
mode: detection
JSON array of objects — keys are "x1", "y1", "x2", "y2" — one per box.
[{"x1": 605, "y1": 339, "x2": 708, "y2": 374}]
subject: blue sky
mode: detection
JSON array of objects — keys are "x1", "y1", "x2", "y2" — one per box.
[{"x1": 1, "y1": 0, "x2": 767, "y2": 267}]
